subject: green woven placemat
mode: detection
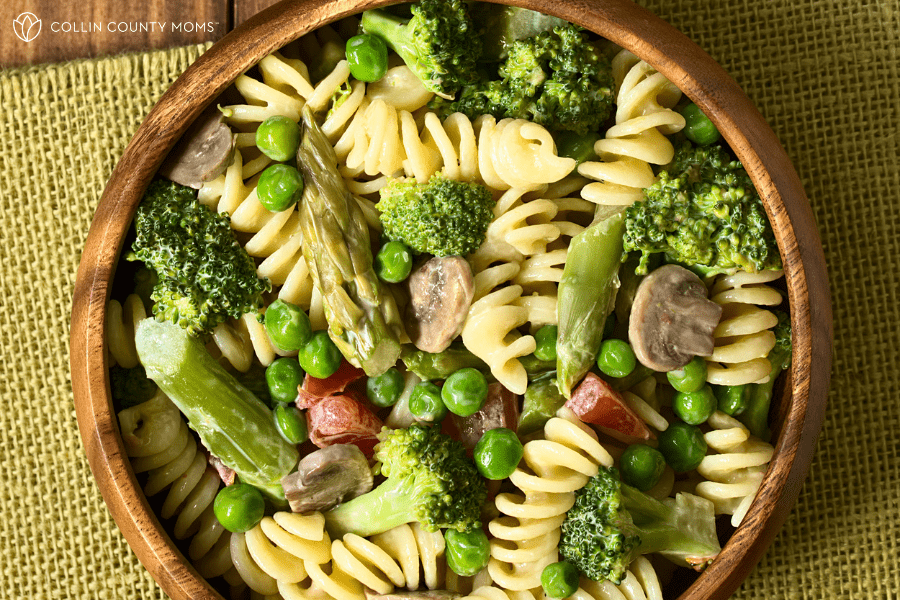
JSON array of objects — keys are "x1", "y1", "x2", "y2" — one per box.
[{"x1": 0, "y1": 0, "x2": 895, "y2": 597}]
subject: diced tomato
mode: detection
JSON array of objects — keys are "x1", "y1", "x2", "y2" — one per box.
[
  {"x1": 307, "y1": 394, "x2": 383, "y2": 457},
  {"x1": 296, "y1": 360, "x2": 366, "y2": 409},
  {"x1": 444, "y1": 382, "x2": 520, "y2": 453},
  {"x1": 565, "y1": 373, "x2": 654, "y2": 441},
  {"x1": 199, "y1": 448, "x2": 236, "y2": 486}
]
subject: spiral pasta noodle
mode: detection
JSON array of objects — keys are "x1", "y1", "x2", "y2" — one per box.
[
  {"x1": 106, "y1": 293, "x2": 147, "y2": 368},
  {"x1": 460, "y1": 586, "x2": 539, "y2": 600},
  {"x1": 694, "y1": 411, "x2": 775, "y2": 527},
  {"x1": 117, "y1": 392, "x2": 236, "y2": 582},
  {"x1": 461, "y1": 262, "x2": 535, "y2": 395},
  {"x1": 571, "y1": 557, "x2": 664, "y2": 600},
  {"x1": 232, "y1": 516, "x2": 448, "y2": 600},
  {"x1": 578, "y1": 51, "x2": 685, "y2": 206},
  {"x1": 333, "y1": 90, "x2": 575, "y2": 191},
  {"x1": 705, "y1": 269, "x2": 784, "y2": 386},
  {"x1": 487, "y1": 408, "x2": 613, "y2": 590}
]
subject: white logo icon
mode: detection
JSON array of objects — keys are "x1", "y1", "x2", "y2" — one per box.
[{"x1": 13, "y1": 12, "x2": 41, "y2": 42}]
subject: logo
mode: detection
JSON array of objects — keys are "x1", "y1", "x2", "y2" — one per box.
[{"x1": 13, "y1": 12, "x2": 41, "y2": 42}]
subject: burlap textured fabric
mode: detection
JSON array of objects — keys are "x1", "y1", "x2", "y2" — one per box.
[{"x1": 0, "y1": 0, "x2": 894, "y2": 597}]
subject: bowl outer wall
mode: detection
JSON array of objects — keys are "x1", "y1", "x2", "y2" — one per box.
[{"x1": 69, "y1": 0, "x2": 833, "y2": 599}]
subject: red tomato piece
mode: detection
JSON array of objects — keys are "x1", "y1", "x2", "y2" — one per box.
[
  {"x1": 444, "y1": 382, "x2": 519, "y2": 453},
  {"x1": 565, "y1": 373, "x2": 654, "y2": 441},
  {"x1": 296, "y1": 360, "x2": 366, "y2": 409},
  {"x1": 307, "y1": 394, "x2": 383, "y2": 457}
]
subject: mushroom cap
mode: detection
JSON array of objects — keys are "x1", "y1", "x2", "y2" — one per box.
[
  {"x1": 158, "y1": 106, "x2": 235, "y2": 189},
  {"x1": 406, "y1": 256, "x2": 474, "y2": 353},
  {"x1": 628, "y1": 264, "x2": 722, "y2": 372},
  {"x1": 281, "y1": 444, "x2": 373, "y2": 513}
]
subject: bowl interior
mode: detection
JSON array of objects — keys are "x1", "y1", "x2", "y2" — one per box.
[{"x1": 70, "y1": 1, "x2": 833, "y2": 599}]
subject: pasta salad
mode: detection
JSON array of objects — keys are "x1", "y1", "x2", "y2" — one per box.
[{"x1": 108, "y1": 3, "x2": 790, "y2": 599}]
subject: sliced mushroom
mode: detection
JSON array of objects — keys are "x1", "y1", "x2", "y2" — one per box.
[
  {"x1": 281, "y1": 444, "x2": 373, "y2": 513},
  {"x1": 406, "y1": 256, "x2": 474, "y2": 353},
  {"x1": 158, "y1": 105, "x2": 235, "y2": 188},
  {"x1": 628, "y1": 264, "x2": 722, "y2": 372}
]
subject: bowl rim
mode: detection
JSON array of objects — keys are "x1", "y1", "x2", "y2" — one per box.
[{"x1": 69, "y1": 0, "x2": 833, "y2": 598}]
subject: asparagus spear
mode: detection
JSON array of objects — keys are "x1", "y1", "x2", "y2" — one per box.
[
  {"x1": 401, "y1": 342, "x2": 489, "y2": 381},
  {"x1": 297, "y1": 106, "x2": 404, "y2": 376},
  {"x1": 556, "y1": 208, "x2": 626, "y2": 398},
  {"x1": 135, "y1": 319, "x2": 298, "y2": 502}
]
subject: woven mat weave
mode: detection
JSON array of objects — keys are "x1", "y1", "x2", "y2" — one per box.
[{"x1": 0, "y1": 0, "x2": 895, "y2": 597}]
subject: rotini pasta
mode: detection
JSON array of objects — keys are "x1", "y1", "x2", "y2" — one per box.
[
  {"x1": 332, "y1": 87, "x2": 576, "y2": 191},
  {"x1": 694, "y1": 411, "x2": 775, "y2": 527},
  {"x1": 572, "y1": 557, "x2": 664, "y2": 600},
  {"x1": 706, "y1": 270, "x2": 784, "y2": 386},
  {"x1": 578, "y1": 50, "x2": 685, "y2": 206},
  {"x1": 233, "y1": 516, "x2": 446, "y2": 600},
  {"x1": 461, "y1": 262, "x2": 535, "y2": 395},
  {"x1": 118, "y1": 392, "x2": 236, "y2": 582},
  {"x1": 106, "y1": 293, "x2": 147, "y2": 368},
  {"x1": 488, "y1": 408, "x2": 613, "y2": 591}
]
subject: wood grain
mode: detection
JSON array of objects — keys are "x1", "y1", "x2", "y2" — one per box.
[
  {"x1": 69, "y1": 1, "x2": 833, "y2": 599},
  {"x1": 234, "y1": 0, "x2": 282, "y2": 26},
  {"x1": 0, "y1": 0, "x2": 228, "y2": 68}
]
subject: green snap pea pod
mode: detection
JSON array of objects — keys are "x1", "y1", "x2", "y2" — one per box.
[
  {"x1": 135, "y1": 319, "x2": 298, "y2": 503},
  {"x1": 557, "y1": 209, "x2": 626, "y2": 398},
  {"x1": 518, "y1": 377, "x2": 566, "y2": 436},
  {"x1": 401, "y1": 342, "x2": 489, "y2": 381},
  {"x1": 297, "y1": 106, "x2": 404, "y2": 377}
]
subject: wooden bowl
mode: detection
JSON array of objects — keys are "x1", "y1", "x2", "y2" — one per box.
[{"x1": 70, "y1": 0, "x2": 833, "y2": 598}]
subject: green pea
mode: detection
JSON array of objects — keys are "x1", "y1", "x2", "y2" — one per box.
[
  {"x1": 672, "y1": 385, "x2": 717, "y2": 425},
  {"x1": 441, "y1": 368, "x2": 488, "y2": 417},
  {"x1": 666, "y1": 356, "x2": 708, "y2": 393},
  {"x1": 596, "y1": 339, "x2": 637, "y2": 378},
  {"x1": 257, "y1": 164, "x2": 304, "y2": 212},
  {"x1": 213, "y1": 483, "x2": 265, "y2": 533},
  {"x1": 297, "y1": 331, "x2": 342, "y2": 379},
  {"x1": 620, "y1": 444, "x2": 666, "y2": 492},
  {"x1": 374, "y1": 241, "x2": 413, "y2": 283},
  {"x1": 541, "y1": 561, "x2": 579, "y2": 599},
  {"x1": 409, "y1": 382, "x2": 447, "y2": 422},
  {"x1": 346, "y1": 34, "x2": 389, "y2": 83},
  {"x1": 264, "y1": 299, "x2": 312, "y2": 352},
  {"x1": 474, "y1": 428, "x2": 523, "y2": 480},
  {"x1": 266, "y1": 357, "x2": 305, "y2": 405},
  {"x1": 715, "y1": 384, "x2": 750, "y2": 416},
  {"x1": 533, "y1": 325, "x2": 558, "y2": 362},
  {"x1": 274, "y1": 405, "x2": 308, "y2": 444},
  {"x1": 366, "y1": 368, "x2": 405, "y2": 408},
  {"x1": 444, "y1": 528, "x2": 490, "y2": 577},
  {"x1": 256, "y1": 115, "x2": 301, "y2": 162},
  {"x1": 555, "y1": 130, "x2": 601, "y2": 165},
  {"x1": 658, "y1": 421, "x2": 707, "y2": 473},
  {"x1": 679, "y1": 102, "x2": 721, "y2": 146}
]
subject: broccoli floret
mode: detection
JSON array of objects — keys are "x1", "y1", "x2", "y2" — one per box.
[
  {"x1": 324, "y1": 423, "x2": 487, "y2": 537},
  {"x1": 738, "y1": 310, "x2": 792, "y2": 440},
  {"x1": 360, "y1": 0, "x2": 482, "y2": 98},
  {"x1": 128, "y1": 179, "x2": 270, "y2": 336},
  {"x1": 431, "y1": 25, "x2": 614, "y2": 134},
  {"x1": 624, "y1": 142, "x2": 782, "y2": 275},
  {"x1": 110, "y1": 364, "x2": 158, "y2": 409},
  {"x1": 376, "y1": 173, "x2": 494, "y2": 257},
  {"x1": 560, "y1": 466, "x2": 721, "y2": 584}
]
